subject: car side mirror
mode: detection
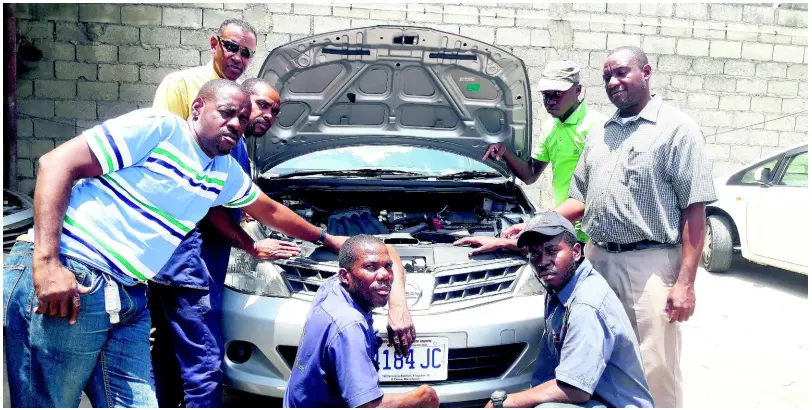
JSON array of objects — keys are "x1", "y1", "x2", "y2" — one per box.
[{"x1": 755, "y1": 167, "x2": 771, "y2": 185}]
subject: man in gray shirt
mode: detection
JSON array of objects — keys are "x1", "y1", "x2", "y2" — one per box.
[{"x1": 551, "y1": 46, "x2": 717, "y2": 407}]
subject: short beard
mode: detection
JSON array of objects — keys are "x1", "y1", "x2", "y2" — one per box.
[
  {"x1": 216, "y1": 141, "x2": 233, "y2": 155},
  {"x1": 541, "y1": 258, "x2": 581, "y2": 293}
]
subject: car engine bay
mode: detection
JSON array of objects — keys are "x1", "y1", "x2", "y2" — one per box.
[{"x1": 260, "y1": 188, "x2": 534, "y2": 245}]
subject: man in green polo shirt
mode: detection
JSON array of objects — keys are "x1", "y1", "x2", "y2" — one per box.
[{"x1": 481, "y1": 60, "x2": 607, "y2": 243}]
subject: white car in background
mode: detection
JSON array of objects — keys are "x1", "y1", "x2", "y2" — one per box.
[{"x1": 703, "y1": 143, "x2": 808, "y2": 275}]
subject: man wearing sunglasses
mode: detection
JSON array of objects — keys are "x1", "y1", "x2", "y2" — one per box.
[
  {"x1": 153, "y1": 19, "x2": 257, "y2": 119},
  {"x1": 479, "y1": 61, "x2": 607, "y2": 246}
]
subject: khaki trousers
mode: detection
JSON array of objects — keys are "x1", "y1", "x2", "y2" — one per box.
[{"x1": 585, "y1": 242, "x2": 683, "y2": 408}]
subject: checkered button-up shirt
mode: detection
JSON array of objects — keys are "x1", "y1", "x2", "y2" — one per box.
[{"x1": 568, "y1": 95, "x2": 717, "y2": 245}]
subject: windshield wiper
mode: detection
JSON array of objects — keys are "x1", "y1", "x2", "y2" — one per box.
[
  {"x1": 276, "y1": 169, "x2": 426, "y2": 178},
  {"x1": 436, "y1": 170, "x2": 502, "y2": 180}
]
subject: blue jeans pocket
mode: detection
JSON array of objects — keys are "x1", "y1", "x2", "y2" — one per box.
[{"x1": 4, "y1": 241, "x2": 35, "y2": 326}]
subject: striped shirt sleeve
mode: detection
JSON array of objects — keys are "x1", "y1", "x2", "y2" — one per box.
[
  {"x1": 215, "y1": 156, "x2": 261, "y2": 209},
  {"x1": 83, "y1": 109, "x2": 175, "y2": 175}
]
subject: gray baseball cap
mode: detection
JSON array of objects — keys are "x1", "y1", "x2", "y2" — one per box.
[
  {"x1": 516, "y1": 211, "x2": 577, "y2": 248},
  {"x1": 536, "y1": 60, "x2": 581, "y2": 92}
]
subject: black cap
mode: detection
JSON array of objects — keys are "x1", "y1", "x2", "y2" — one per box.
[{"x1": 516, "y1": 211, "x2": 577, "y2": 248}]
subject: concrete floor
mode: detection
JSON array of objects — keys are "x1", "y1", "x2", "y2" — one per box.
[{"x1": 3, "y1": 255, "x2": 808, "y2": 407}]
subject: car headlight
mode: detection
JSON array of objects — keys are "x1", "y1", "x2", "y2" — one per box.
[
  {"x1": 512, "y1": 263, "x2": 545, "y2": 297},
  {"x1": 225, "y1": 248, "x2": 291, "y2": 298}
]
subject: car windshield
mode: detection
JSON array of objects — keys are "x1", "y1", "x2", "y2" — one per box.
[{"x1": 265, "y1": 145, "x2": 500, "y2": 178}]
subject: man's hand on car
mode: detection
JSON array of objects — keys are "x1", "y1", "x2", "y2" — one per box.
[
  {"x1": 454, "y1": 236, "x2": 516, "y2": 256},
  {"x1": 32, "y1": 259, "x2": 91, "y2": 325},
  {"x1": 251, "y1": 239, "x2": 302, "y2": 260},
  {"x1": 481, "y1": 143, "x2": 508, "y2": 161},
  {"x1": 387, "y1": 303, "x2": 417, "y2": 357},
  {"x1": 501, "y1": 222, "x2": 526, "y2": 239}
]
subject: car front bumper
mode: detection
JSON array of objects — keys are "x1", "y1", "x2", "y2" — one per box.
[{"x1": 221, "y1": 288, "x2": 546, "y2": 404}]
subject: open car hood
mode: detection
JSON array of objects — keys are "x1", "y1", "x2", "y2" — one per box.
[{"x1": 254, "y1": 25, "x2": 532, "y2": 177}]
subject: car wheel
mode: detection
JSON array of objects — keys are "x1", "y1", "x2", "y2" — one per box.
[{"x1": 702, "y1": 215, "x2": 733, "y2": 273}]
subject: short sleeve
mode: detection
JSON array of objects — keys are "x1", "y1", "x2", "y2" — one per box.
[
  {"x1": 555, "y1": 304, "x2": 614, "y2": 395},
  {"x1": 83, "y1": 109, "x2": 175, "y2": 175},
  {"x1": 667, "y1": 122, "x2": 718, "y2": 208},
  {"x1": 568, "y1": 153, "x2": 588, "y2": 203},
  {"x1": 532, "y1": 119, "x2": 556, "y2": 162},
  {"x1": 327, "y1": 323, "x2": 384, "y2": 408},
  {"x1": 213, "y1": 157, "x2": 261, "y2": 208},
  {"x1": 152, "y1": 77, "x2": 189, "y2": 119}
]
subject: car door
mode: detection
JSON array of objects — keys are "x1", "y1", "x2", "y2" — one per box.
[{"x1": 745, "y1": 148, "x2": 808, "y2": 269}]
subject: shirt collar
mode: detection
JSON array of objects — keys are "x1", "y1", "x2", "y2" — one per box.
[
  {"x1": 552, "y1": 258, "x2": 594, "y2": 306},
  {"x1": 554, "y1": 101, "x2": 588, "y2": 126},
  {"x1": 607, "y1": 94, "x2": 663, "y2": 126},
  {"x1": 332, "y1": 277, "x2": 374, "y2": 321},
  {"x1": 205, "y1": 60, "x2": 223, "y2": 80}
]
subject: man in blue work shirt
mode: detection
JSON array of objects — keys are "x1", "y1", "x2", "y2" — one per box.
[
  {"x1": 486, "y1": 212, "x2": 652, "y2": 408},
  {"x1": 284, "y1": 235, "x2": 439, "y2": 408}
]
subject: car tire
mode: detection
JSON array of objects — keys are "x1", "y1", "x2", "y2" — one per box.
[{"x1": 703, "y1": 215, "x2": 733, "y2": 273}]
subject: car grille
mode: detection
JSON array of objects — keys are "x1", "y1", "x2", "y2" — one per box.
[
  {"x1": 431, "y1": 261, "x2": 524, "y2": 305},
  {"x1": 278, "y1": 259, "x2": 525, "y2": 306},
  {"x1": 3, "y1": 223, "x2": 31, "y2": 252},
  {"x1": 277, "y1": 343, "x2": 526, "y2": 384},
  {"x1": 277, "y1": 262, "x2": 338, "y2": 294}
]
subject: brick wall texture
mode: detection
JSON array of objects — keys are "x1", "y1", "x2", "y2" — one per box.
[{"x1": 12, "y1": 3, "x2": 809, "y2": 208}]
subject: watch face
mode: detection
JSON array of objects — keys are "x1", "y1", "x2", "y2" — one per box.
[{"x1": 491, "y1": 390, "x2": 506, "y2": 400}]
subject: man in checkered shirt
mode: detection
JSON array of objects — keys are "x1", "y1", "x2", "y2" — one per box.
[{"x1": 551, "y1": 46, "x2": 717, "y2": 407}]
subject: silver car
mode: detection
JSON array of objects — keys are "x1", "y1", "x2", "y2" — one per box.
[{"x1": 221, "y1": 26, "x2": 546, "y2": 406}]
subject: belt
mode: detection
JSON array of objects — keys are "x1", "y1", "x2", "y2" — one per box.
[{"x1": 593, "y1": 240, "x2": 675, "y2": 253}]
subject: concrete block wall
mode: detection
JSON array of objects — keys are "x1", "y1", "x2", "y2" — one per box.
[{"x1": 12, "y1": 3, "x2": 809, "y2": 209}]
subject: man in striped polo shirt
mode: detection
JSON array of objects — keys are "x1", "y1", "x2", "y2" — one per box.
[{"x1": 3, "y1": 79, "x2": 344, "y2": 407}]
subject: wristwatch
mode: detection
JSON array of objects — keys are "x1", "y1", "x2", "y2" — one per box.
[
  {"x1": 491, "y1": 390, "x2": 507, "y2": 408},
  {"x1": 314, "y1": 228, "x2": 327, "y2": 246}
]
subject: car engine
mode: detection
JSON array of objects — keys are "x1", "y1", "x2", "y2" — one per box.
[{"x1": 265, "y1": 196, "x2": 530, "y2": 244}]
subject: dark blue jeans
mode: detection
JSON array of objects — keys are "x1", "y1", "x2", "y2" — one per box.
[{"x1": 3, "y1": 240, "x2": 156, "y2": 407}]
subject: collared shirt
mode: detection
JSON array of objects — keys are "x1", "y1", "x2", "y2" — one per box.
[
  {"x1": 284, "y1": 276, "x2": 384, "y2": 408},
  {"x1": 532, "y1": 259, "x2": 653, "y2": 408},
  {"x1": 533, "y1": 102, "x2": 608, "y2": 243},
  {"x1": 568, "y1": 95, "x2": 717, "y2": 244},
  {"x1": 152, "y1": 138, "x2": 251, "y2": 289},
  {"x1": 152, "y1": 62, "x2": 220, "y2": 120},
  {"x1": 47, "y1": 108, "x2": 260, "y2": 285}
]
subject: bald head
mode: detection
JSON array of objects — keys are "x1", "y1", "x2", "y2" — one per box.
[
  {"x1": 608, "y1": 46, "x2": 649, "y2": 69},
  {"x1": 339, "y1": 235, "x2": 386, "y2": 270},
  {"x1": 196, "y1": 78, "x2": 248, "y2": 104}
]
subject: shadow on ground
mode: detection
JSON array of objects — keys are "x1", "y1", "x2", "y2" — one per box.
[{"x1": 709, "y1": 255, "x2": 807, "y2": 299}]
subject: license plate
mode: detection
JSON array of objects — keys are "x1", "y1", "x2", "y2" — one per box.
[{"x1": 375, "y1": 337, "x2": 449, "y2": 382}]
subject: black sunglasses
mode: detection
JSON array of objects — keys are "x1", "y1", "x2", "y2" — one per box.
[{"x1": 217, "y1": 36, "x2": 255, "y2": 59}]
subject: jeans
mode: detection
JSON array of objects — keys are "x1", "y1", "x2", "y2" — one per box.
[{"x1": 3, "y1": 240, "x2": 157, "y2": 407}]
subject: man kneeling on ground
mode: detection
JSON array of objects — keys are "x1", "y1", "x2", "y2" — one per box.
[
  {"x1": 486, "y1": 212, "x2": 653, "y2": 408},
  {"x1": 284, "y1": 235, "x2": 439, "y2": 408}
]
